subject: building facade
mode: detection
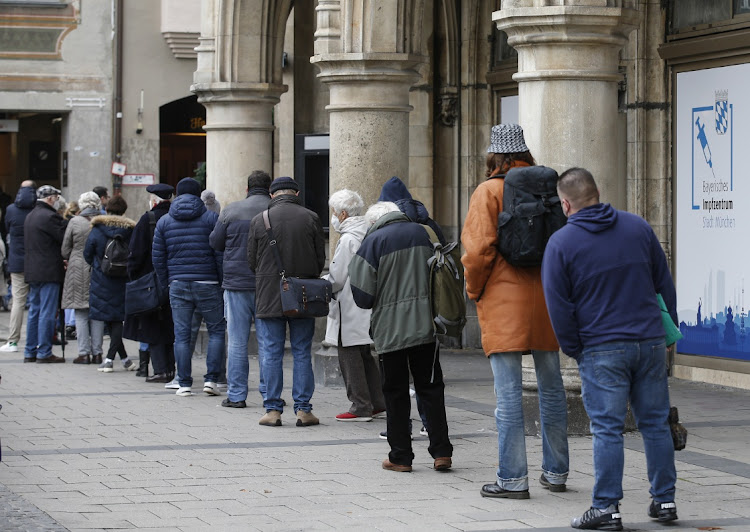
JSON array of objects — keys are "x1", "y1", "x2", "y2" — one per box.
[{"x1": 2, "y1": 0, "x2": 749, "y2": 389}]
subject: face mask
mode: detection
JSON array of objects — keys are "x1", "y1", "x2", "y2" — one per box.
[{"x1": 330, "y1": 214, "x2": 341, "y2": 233}]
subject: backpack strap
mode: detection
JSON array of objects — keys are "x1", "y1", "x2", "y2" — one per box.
[{"x1": 262, "y1": 209, "x2": 285, "y2": 278}]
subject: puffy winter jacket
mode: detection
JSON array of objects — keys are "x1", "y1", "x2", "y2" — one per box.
[
  {"x1": 152, "y1": 194, "x2": 222, "y2": 289},
  {"x1": 84, "y1": 215, "x2": 136, "y2": 322},
  {"x1": 5, "y1": 187, "x2": 37, "y2": 273}
]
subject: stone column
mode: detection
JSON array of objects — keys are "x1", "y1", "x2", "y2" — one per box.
[
  {"x1": 310, "y1": 0, "x2": 427, "y2": 386},
  {"x1": 494, "y1": 0, "x2": 640, "y2": 209},
  {"x1": 493, "y1": 0, "x2": 640, "y2": 435},
  {"x1": 195, "y1": 84, "x2": 286, "y2": 205}
]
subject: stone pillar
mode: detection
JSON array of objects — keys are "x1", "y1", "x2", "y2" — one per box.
[
  {"x1": 310, "y1": 0, "x2": 427, "y2": 386},
  {"x1": 195, "y1": 85, "x2": 286, "y2": 205},
  {"x1": 493, "y1": 0, "x2": 640, "y2": 209},
  {"x1": 493, "y1": 0, "x2": 640, "y2": 435}
]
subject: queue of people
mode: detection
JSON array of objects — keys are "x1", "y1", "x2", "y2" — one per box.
[{"x1": 2, "y1": 123, "x2": 680, "y2": 530}]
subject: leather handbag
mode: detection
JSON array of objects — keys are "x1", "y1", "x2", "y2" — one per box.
[
  {"x1": 668, "y1": 406, "x2": 688, "y2": 451},
  {"x1": 124, "y1": 211, "x2": 167, "y2": 316},
  {"x1": 262, "y1": 209, "x2": 331, "y2": 318}
]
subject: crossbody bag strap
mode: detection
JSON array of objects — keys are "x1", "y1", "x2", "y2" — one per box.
[{"x1": 262, "y1": 209, "x2": 285, "y2": 277}]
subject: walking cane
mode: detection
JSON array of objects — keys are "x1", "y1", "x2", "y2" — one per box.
[{"x1": 57, "y1": 284, "x2": 66, "y2": 362}]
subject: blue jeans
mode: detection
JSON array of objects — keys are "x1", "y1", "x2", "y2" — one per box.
[
  {"x1": 255, "y1": 316, "x2": 315, "y2": 413},
  {"x1": 25, "y1": 282, "x2": 61, "y2": 359},
  {"x1": 579, "y1": 338, "x2": 676, "y2": 509},
  {"x1": 489, "y1": 351, "x2": 569, "y2": 491},
  {"x1": 169, "y1": 281, "x2": 226, "y2": 388},
  {"x1": 224, "y1": 290, "x2": 264, "y2": 402}
]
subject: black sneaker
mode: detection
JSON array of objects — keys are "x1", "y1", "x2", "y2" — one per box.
[
  {"x1": 648, "y1": 500, "x2": 678, "y2": 522},
  {"x1": 571, "y1": 504, "x2": 622, "y2": 530},
  {"x1": 539, "y1": 473, "x2": 567, "y2": 492},
  {"x1": 221, "y1": 398, "x2": 246, "y2": 408}
]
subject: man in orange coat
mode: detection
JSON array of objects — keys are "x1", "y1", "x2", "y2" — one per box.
[{"x1": 462, "y1": 123, "x2": 569, "y2": 499}]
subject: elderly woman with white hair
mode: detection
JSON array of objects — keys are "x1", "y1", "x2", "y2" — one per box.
[
  {"x1": 61, "y1": 191, "x2": 102, "y2": 364},
  {"x1": 325, "y1": 189, "x2": 386, "y2": 422}
]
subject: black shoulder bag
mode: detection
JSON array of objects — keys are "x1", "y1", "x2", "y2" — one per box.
[
  {"x1": 262, "y1": 209, "x2": 331, "y2": 318},
  {"x1": 125, "y1": 211, "x2": 168, "y2": 316}
]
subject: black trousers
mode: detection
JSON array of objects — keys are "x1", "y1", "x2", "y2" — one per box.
[
  {"x1": 379, "y1": 342, "x2": 453, "y2": 466},
  {"x1": 150, "y1": 343, "x2": 175, "y2": 374},
  {"x1": 105, "y1": 321, "x2": 126, "y2": 360}
]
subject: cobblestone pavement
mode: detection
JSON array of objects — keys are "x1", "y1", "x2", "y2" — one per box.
[{"x1": 0, "y1": 321, "x2": 749, "y2": 531}]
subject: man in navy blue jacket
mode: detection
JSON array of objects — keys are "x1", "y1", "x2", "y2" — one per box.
[
  {"x1": 541, "y1": 168, "x2": 678, "y2": 530},
  {"x1": 153, "y1": 177, "x2": 224, "y2": 398},
  {"x1": 209, "y1": 170, "x2": 271, "y2": 409}
]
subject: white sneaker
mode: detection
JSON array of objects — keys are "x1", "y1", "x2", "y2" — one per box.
[
  {"x1": 176, "y1": 387, "x2": 192, "y2": 397},
  {"x1": 122, "y1": 358, "x2": 136, "y2": 371},
  {"x1": 217, "y1": 382, "x2": 228, "y2": 391},
  {"x1": 98, "y1": 359, "x2": 114, "y2": 372},
  {"x1": 165, "y1": 378, "x2": 179, "y2": 390},
  {"x1": 0, "y1": 341, "x2": 18, "y2": 352},
  {"x1": 203, "y1": 382, "x2": 220, "y2": 396}
]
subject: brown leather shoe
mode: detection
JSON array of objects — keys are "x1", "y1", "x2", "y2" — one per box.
[
  {"x1": 434, "y1": 457, "x2": 452, "y2": 471},
  {"x1": 382, "y1": 459, "x2": 412, "y2": 472},
  {"x1": 296, "y1": 410, "x2": 319, "y2": 427},
  {"x1": 73, "y1": 355, "x2": 91, "y2": 364},
  {"x1": 92, "y1": 355, "x2": 103, "y2": 364},
  {"x1": 259, "y1": 410, "x2": 282, "y2": 426},
  {"x1": 36, "y1": 354, "x2": 65, "y2": 363}
]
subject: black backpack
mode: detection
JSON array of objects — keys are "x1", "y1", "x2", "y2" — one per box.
[
  {"x1": 101, "y1": 234, "x2": 129, "y2": 277},
  {"x1": 495, "y1": 165, "x2": 566, "y2": 267}
]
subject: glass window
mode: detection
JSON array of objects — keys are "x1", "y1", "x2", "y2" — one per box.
[
  {"x1": 670, "y1": 0, "x2": 732, "y2": 32},
  {"x1": 493, "y1": 29, "x2": 517, "y2": 66},
  {"x1": 737, "y1": 0, "x2": 750, "y2": 15}
]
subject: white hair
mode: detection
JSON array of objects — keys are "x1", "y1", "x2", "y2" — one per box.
[
  {"x1": 149, "y1": 194, "x2": 170, "y2": 208},
  {"x1": 78, "y1": 191, "x2": 101, "y2": 211},
  {"x1": 364, "y1": 201, "x2": 400, "y2": 226},
  {"x1": 328, "y1": 189, "x2": 364, "y2": 217}
]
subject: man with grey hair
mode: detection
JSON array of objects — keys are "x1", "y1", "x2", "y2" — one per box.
[
  {"x1": 349, "y1": 201, "x2": 453, "y2": 473},
  {"x1": 210, "y1": 170, "x2": 272, "y2": 409},
  {"x1": 326, "y1": 190, "x2": 386, "y2": 422},
  {"x1": 23, "y1": 185, "x2": 67, "y2": 363},
  {"x1": 247, "y1": 176, "x2": 326, "y2": 427}
]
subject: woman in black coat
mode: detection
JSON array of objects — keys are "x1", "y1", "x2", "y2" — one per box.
[
  {"x1": 84, "y1": 196, "x2": 136, "y2": 372},
  {"x1": 123, "y1": 187, "x2": 175, "y2": 382}
]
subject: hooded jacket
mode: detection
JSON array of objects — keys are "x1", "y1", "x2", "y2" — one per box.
[
  {"x1": 324, "y1": 215, "x2": 373, "y2": 347},
  {"x1": 461, "y1": 163, "x2": 558, "y2": 355},
  {"x1": 349, "y1": 211, "x2": 434, "y2": 354},
  {"x1": 84, "y1": 214, "x2": 136, "y2": 321},
  {"x1": 247, "y1": 193, "x2": 326, "y2": 318},
  {"x1": 24, "y1": 200, "x2": 67, "y2": 284},
  {"x1": 152, "y1": 194, "x2": 222, "y2": 289},
  {"x1": 61, "y1": 208, "x2": 99, "y2": 309},
  {"x1": 5, "y1": 186, "x2": 38, "y2": 273},
  {"x1": 209, "y1": 187, "x2": 270, "y2": 291},
  {"x1": 378, "y1": 176, "x2": 446, "y2": 245},
  {"x1": 541, "y1": 203, "x2": 677, "y2": 359}
]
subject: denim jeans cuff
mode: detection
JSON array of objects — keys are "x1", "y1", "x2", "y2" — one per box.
[
  {"x1": 497, "y1": 474, "x2": 528, "y2": 491},
  {"x1": 542, "y1": 469, "x2": 568, "y2": 484}
]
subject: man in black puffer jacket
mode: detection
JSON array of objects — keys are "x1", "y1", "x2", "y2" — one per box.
[
  {"x1": 23, "y1": 185, "x2": 67, "y2": 363},
  {"x1": 2, "y1": 180, "x2": 36, "y2": 353},
  {"x1": 210, "y1": 170, "x2": 271, "y2": 409},
  {"x1": 247, "y1": 177, "x2": 326, "y2": 427},
  {"x1": 153, "y1": 177, "x2": 224, "y2": 398}
]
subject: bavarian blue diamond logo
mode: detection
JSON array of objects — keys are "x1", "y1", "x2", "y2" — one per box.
[{"x1": 715, "y1": 89, "x2": 728, "y2": 135}]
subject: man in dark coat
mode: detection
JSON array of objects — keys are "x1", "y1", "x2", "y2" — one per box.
[
  {"x1": 2, "y1": 180, "x2": 36, "y2": 353},
  {"x1": 247, "y1": 176, "x2": 326, "y2": 427},
  {"x1": 123, "y1": 183, "x2": 175, "y2": 382},
  {"x1": 152, "y1": 177, "x2": 224, "y2": 398},
  {"x1": 210, "y1": 170, "x2": 271, "y2": 409},
  {"x1": 23, "y1": 185, "x2": 67, "y2": 363}
]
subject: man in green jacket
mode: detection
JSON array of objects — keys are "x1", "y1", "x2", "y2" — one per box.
[{"x1": 349, "y1": 201, "x2": 453, "y2": 473}]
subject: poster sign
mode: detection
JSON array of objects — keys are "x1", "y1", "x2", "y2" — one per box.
[
  {"x1": 122, "y1": 174, "x2": 155, "y2": 186},
  {"x1": 675, "y1": 63, "x2": 750, "y2": 360}
]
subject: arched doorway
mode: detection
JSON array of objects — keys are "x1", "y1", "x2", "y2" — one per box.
[{"x1": 159, "y1": 95, "x2": 206, "y2": 189}]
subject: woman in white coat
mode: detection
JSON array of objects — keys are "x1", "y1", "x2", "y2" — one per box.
[{"x1": 325, "y1": 189, "x2": 386, "y2": 422}]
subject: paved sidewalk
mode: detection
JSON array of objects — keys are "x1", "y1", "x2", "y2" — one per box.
[{"x1": 0, "y1": 318, "x2": 749, "y2": 531}]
